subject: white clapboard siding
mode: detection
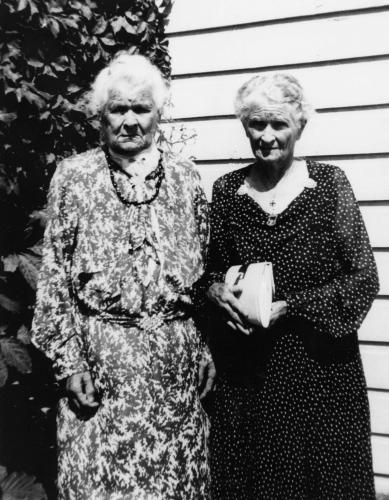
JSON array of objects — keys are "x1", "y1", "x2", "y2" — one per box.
[
  {"x1": 171, "y1": 60, "x2": 389, "y2": 119},
  {"x1": 375, "y1": 476, "x2": 389, "y2": 495},
  {"x1": 339, "y1": 159, "x2": 389, "y2": 201},
  {"x1": 167, "y1": 0, "x2": 389, "y2": 33},
  {"x1": 369, "y1": 391, "x2": 389, "y2": 435},
  {"x1": 166, "y1": 110, "x2": 389, "y2": 160},
  {"x1": 360, "y1": 299, "x2": 389, "y2": 342},
  {"x1": 376, "y1": 480, "x2": 389, "y2": 497},
  {"x1": 170, "y1": 12, "x2": 389, "y2": 75},
  {"x1": 195, "y1": 159, "x2": 389, "y2": 201},
  {"x1": 361, "y1": 345, "x2": 389, "y2": 390},
  {"x1": 361, "y1": 206, "x2": 389, "y2": 248},
  {"x1": 376, "y1": 252, "x2": 389, "y2": 295},
  {"x1": 372, "y1": 435, "x2": 389, "y2": 475}
]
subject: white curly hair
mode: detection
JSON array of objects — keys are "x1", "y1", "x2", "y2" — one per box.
[
  {"x1": 234, "y1": 72, "x2": 314, "y2": 128},
  {"x1": 86, "y1": 52, "x2": 169, "y2": 115}
]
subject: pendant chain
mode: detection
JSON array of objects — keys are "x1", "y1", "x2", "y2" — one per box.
[
  {"x1": 248, "y1": 161, "x2": 295, "y2": 227},
  {"x1": 104, "y1": 148, "x2": 165, "y2": 206}
]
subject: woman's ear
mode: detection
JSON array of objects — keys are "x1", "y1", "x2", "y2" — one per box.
[
  {"x1": 297, "y1": 118, "x2": 307, "y2": 139},
  {"x1": 241, "y1": 118, "x2": 250, "y2": 138}
]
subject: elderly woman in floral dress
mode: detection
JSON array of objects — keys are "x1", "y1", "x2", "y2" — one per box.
[{"x1": 32, "y1": 53, "x2": 214, "y2": 500}]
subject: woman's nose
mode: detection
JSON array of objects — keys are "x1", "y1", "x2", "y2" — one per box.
[
  {"x1": 261, "y1": 127, "x2": 275, "y2": 144},
  {"x1": 123, "y1": 110, "x2": 137, "y2": 128}
]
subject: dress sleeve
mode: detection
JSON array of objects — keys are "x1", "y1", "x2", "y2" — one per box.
[
  {"x1": 32, "y1": 162, "x2": 88, "y2": 380},
  {"x1": 190, "y1": 177, "x2": 233, "y2": 307},
  {"x1": 285, "y1": 168, "x2": 379, "y2": 338},
  {"x1": 191, "y1": 166, "x2": 210, "y2": 263}
]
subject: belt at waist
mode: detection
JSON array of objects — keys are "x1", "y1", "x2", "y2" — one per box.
[{"x1": 96, "y1": 310, "x2": 190, "y2": 331}]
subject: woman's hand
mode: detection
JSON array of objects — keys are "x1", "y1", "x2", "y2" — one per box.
[
  {"x1": 269, "y1": 300, "x2": 287, "y2": 326},
  {"x1": 198, "y1": 347, "x2": 216, "y2": 399},
  {"x1": 207, "y1": 283, "x2": 252, "y2": 335},
  {"x1": 66, "y1": 371, "x2": 99, "y2": 410}
]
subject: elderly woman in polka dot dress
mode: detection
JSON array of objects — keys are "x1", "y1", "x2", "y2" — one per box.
[{"x1": 201, "y1": 73, "x2": 379, "y2": 499}]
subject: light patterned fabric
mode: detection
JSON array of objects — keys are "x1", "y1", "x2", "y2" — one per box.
[{"x1": 32, "y1": 147, "x2": 210, "y2": 499}]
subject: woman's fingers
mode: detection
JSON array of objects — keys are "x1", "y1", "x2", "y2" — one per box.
[
  {"x1": 269, "y1": 300, "x2": 288, "y2": 326},
  {"x1": 198, "y1": 358, "x2": 206, "y2": 389},
  {"x1": 222, "y1": 300, "x2": 246, "y2": 325},
  {"x1": 83, "y1": 372, "x2": 99, "y2": 407},
  {"x1": 208, "y1": 283, "x2": 253, "y2": 333},
  {"x1": 208, "y1": 282, "x2": 253, "y2": 331},
  {"x1": 66, "y1": 372, "x2": 99, "y2": 409},
  {"x1": 226, "y1": 320, "x2": 237, "y2": 331},
  {"x1": 200, "y1": 360, "x2": 216, "y2": 399}
]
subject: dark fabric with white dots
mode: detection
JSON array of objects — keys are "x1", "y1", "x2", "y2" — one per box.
[{"x1": 205, "y1": 160, "x2": 379, "y2": 500}]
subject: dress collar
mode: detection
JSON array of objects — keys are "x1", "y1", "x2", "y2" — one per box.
[{"x1": 104, "y1": 147, "x2": 165, "y2": 206}]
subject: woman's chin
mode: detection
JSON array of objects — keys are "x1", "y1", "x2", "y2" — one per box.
[
  {"x1": 255, "y1": 151, "x2": 280, "y2": 162},
  {"x1": 111, "y1": 141, "x2": 145, "y2": 156}
]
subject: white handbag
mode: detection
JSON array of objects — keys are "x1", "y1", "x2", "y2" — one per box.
[{"x1": 225, "y1": 262, "x2": 275, "y2": 328}]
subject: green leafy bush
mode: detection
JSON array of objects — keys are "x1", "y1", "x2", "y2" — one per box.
[{"x1": 0, "y1": 0, "x2": 172, "y2": 496}]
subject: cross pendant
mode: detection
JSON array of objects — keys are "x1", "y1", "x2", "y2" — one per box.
[{"x1": 267, "y1": 214, "x2": 278, "y2": 226}]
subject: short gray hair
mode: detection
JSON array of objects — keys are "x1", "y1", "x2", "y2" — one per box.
[
  {"x1": 234, "y1": 73, "x2": 313, "y2": 126},
  {"x1": 87, "y1": 52, "x2": 169, "y2": 115}
]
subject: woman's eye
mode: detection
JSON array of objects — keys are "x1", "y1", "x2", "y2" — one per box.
[
  {"x1": 272, "y1": 121, "x2": 287, "y2": 130},
  {"x1": 250, "y1": 121, "x2": 266, "y2": 131},
  {"x1": 132, "y1": 105, "x2": 150, "y2": 114},
  {"x1": 110, "y1": 105, "x2": 127, "y2": 114}
]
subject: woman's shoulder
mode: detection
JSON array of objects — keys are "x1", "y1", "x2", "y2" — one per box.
[
  {"x1": 213, "y1": 165, "x2": 250, "y2": 196},
  {"x1": 54, "y1": 147, "x2": 106, "y2": 185},
  {"x1": 163, "y1": 152, "x2": 205, "y2": 192},
  {"x1": 163, "y1": 151, "x2": 196, "y2": 174},
  {"x1": 307, "y1": 159, "x2": 351, "y2": 190},
  {"x1": 307, "y1": 159, "x2": 345, "y2": 180}
]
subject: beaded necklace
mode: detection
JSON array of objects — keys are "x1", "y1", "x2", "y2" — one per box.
[{"x1": 104, "y1": 148, "x2": 165, "y2": 206}]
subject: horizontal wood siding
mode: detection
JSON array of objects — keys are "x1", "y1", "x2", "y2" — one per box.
[
  {"x1": 171, "y1": 60, "x2": 389, "y2": 118},
  {"x1": 167, "y1": 0, "x2": 389, "y2": 33},
  {"x1": 162, "y1": 110, "x2": 389, "y2": 159},
  {"x1": 169, "y1": 12, "x2": 389, "y2": 75},
  {"x1": 168, "y1": 0, "x2": 389, "y2": 490}
]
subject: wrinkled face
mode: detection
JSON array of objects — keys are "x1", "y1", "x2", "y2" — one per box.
[
  {"x1": 242, "y1": 94, "x2": 303, "y2": 166},
  {"x1": 102, "y1": 79, "x2": 160, "y2": 156}
]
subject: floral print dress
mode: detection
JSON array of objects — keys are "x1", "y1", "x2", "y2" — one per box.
[
  {"x1": 32, "y1": 148, "x2": 210, "y2": 500},
  {"x1": 200, "y1": 161, "x2": 379, "y2": 500}
]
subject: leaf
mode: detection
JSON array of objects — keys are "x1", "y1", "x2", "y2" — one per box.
[
  {"x1": 0, "y1": 293, "x2": 22, "y2": 314},
  {"x1": 17, "y1": 253, "x2": 39, "y2": 289},
  {"x1": 66, "y1": 84, "x2": 82, "y2": 94},
  {"x1": 17, "y1": 324, "x2": 31, "y2": 345},
  {"x1": 17, "y1": 0, "x2": 28, "y2": 11},
  {"x1": 0, "y1": 354, "x2": 8, "y2": 387},
  {"x1": 0, "y1": 112, "x2": 17, "y2": 124},
  {"x1": 51, "y1": 62, "x2": 67, "y2": 74},
  {"x1": 63, "y1": 18, "x2": 79, "y2": 30},
  {"x1": 137, "y1": 21, "x2": 148, "y2": 33},
  {"x1": 93, "y1": 19, "x2": 107, "y2": 35},
  {"x1": 0, "y1": 465, "x2": 7, "y2": 483},
  {"x1": 2, "y1": 254, "x2": 19, "y2": 272},
  {"x1": 48, "y1": 17, "x2": 60, "y2": 37},
  {"x1": 0, "y1": 337, "x2": 32, "y2": 374},
  {"x1": 28, "y1": 0, "x2": 39, "y2": 16},
  {"x1": 0, "y1": 470, "x2": 47, "y2": 499},
  {"x1": 100, "y1": 37, "x2": 116, "y2": 47},
  {"x1": 23, "y1": 89, "x2": 46, "y2": 108},
  {"x1": 27, "y1": 59, "x2": 44, "y2": 69}
]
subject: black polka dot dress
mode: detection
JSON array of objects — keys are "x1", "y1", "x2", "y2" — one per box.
[{"x1": 203, "y1": 161, "x2": 379, "y2": 500}]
